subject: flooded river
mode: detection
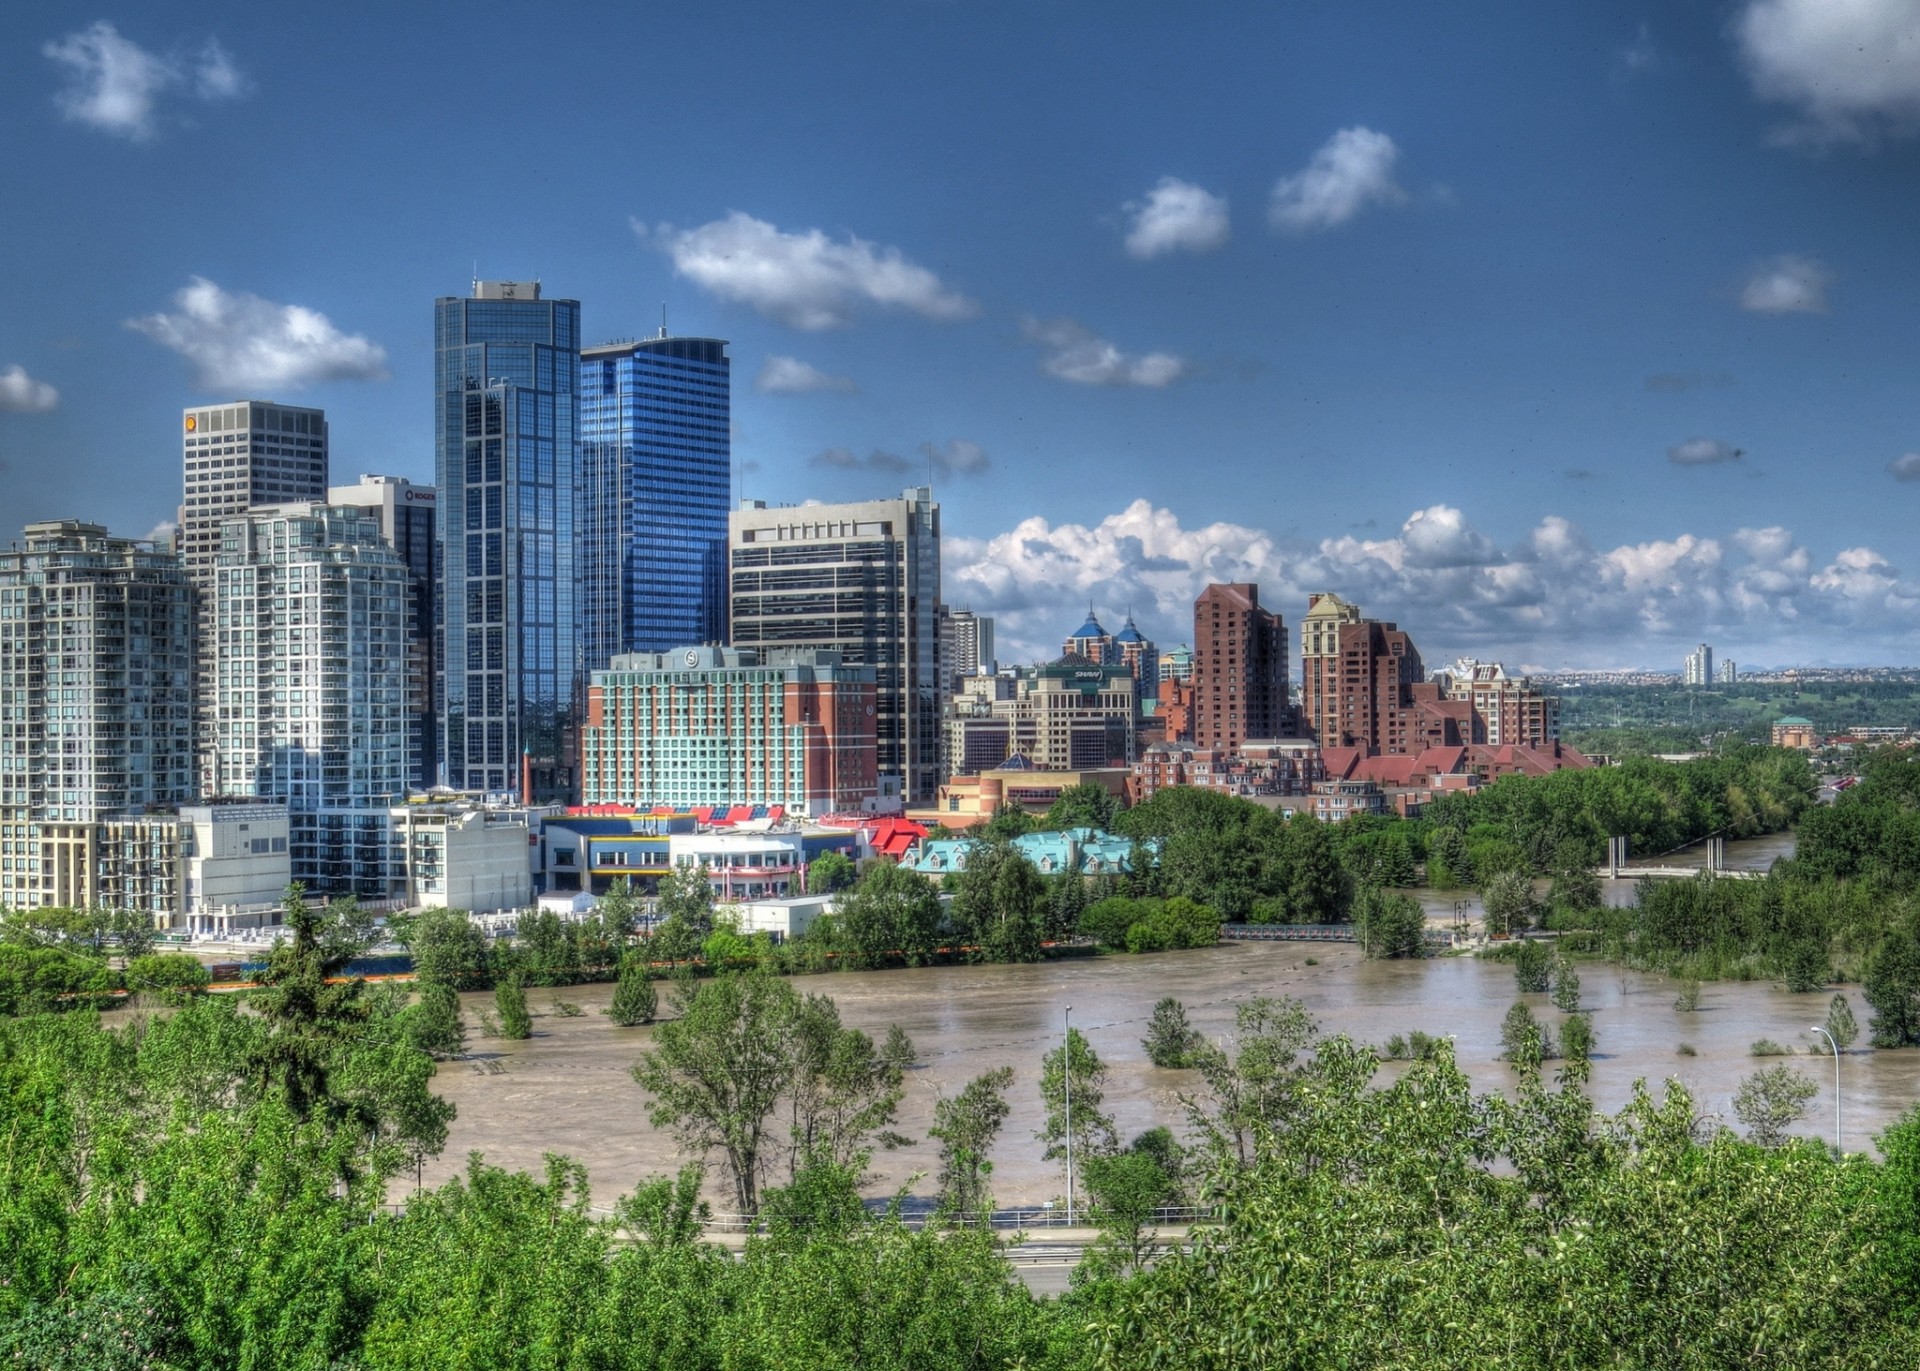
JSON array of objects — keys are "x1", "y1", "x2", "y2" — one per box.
[{"x1": 429, "y1": 841, "x2": 1919, "y2": 1211}]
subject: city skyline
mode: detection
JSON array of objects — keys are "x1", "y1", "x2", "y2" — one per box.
[{"x1": 2, "y1": 3, "x2": 1918, "y2": 669}]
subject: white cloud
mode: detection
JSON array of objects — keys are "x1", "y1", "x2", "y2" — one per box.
[
  {"x1": 43, "y1": 22, "x2": 246, "y2": 141},
  {"x1": 1123, "y1": 177, "x2": 1231, "y2": 259},
  {"x1": 126, "y1": 277, "x2": 389, "y2": 391},
  {"x1": 755, "y1": 355, "x2": 857, "y2": 394},
  {"x1": 1268, "y1": 127, "x2": 1406, "y2": 233},
  {"x1": 1668, "y1": 437, "x2": 1744, "y2": 466},
  {"x1": 813, "y1": 447, "x2": 912, "y2": 474},
  {"x1": 0, "y1": 365, "x2": 59, "y2": 414},
  {"x1": 1019, "y1": 317, "x2": 1187, "y2": 387},
  {"x1": 945, "y1": 499, "x2": 1920, "y2": 666},
  {"x1": 1735, "y1": 0, "x2": 1920, "y2": 143},
  {"x1": 639, "y1": 212, "x2": 976, "y2": 330},
  {"x1": 1618, "y1": 22, "x2": 1660, "y2": 74},
  {"x1": 1889, "y1": 453, "x2": 1920, "y2": 481},
  {"x1": 810, "y1": 438, "x2": 989, "y2": 479},
  {"x1": 1740, "y1": 254, "x2": 1833, "y2": 313}
]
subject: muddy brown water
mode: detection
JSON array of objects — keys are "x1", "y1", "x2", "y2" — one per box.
[{"x1": 427, "y1": 870, "x2": 1917, "y2": 1213}]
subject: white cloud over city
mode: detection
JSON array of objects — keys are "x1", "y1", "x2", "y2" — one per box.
[
  {"x1": 1668, "y1": 437, "x2": 1744, "y2": 466},
  {"x1": 1740, "y1": 254, "x2": 1833, "y2": 314},
  {"x1": 1123, "y1": 177, "x2": 1231, "y2": 259},
  {"x1": 755, "y1": 355, "x2": 857, "y2": 393},
  {"x1": 945, "y1": 500, "x2": 1920, "y2": 667},
  {"x1": 0, "y1": 365, "x2": 59, "y2": 413},
  {"x1": 810, "y1": 437, "x2": 990, "y2": 478},
  {"x1": 1019, "y1": 317, "x2": 1187, "y2": 387},
  {"x1": 1735, "y1": 0, "x2": 1920, "y2": 143},
  {"x1": 125, "y1": 278, "x2": 390, "y2": 391},
  {"x1": 640, "y1": 212, "x2": 977, "y2": 330},
  {"x1": 1268, "y1": 127, "x2": 1406, "y2": 232},
  {"x1": 42, "y1": 21, "x2": 246, "y2": 141}
]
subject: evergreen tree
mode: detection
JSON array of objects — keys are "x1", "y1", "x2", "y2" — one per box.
[
  {"x1": 1283, "y1": 814, "x2": 1347, "y2": 922},
  {"x1": 1864, "y1": 932, "x2": 1920, "y2": 1047},
  {"x1": 606, "y1": 958, "x2": 658, "y2": 1027},
  {"x1": 1550, "y1": 952, "x2": 1583, "y2": 1012},
  {"x1": 1143, "y1": 997, "x2": 1203, "y2": 1068},
  {"x1": 1826, "y1": 993, "x2": 1859, "y2": 1052},
  {"x1": 495, "y1": 975, "x2": 532, "y2": 1040}
]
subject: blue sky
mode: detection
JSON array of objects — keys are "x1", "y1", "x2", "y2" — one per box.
[{"x1": 2, "y1": 1, "x2": 1918, "y2": 669}]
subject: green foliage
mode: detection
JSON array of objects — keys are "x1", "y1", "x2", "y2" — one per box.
[
  {"x1": 1185, "y1": 997, "x2": 1318, "y2": 1170},
  {"x1": 1550, "y1": 951, "x2": 1582, "y2": 1012},
  {"x1": 1043, "y1": 781, "x2": 1120, "y2": 832},
  {"x1": 402, "y1": 906, "x2": 490, "y2": 989},
  {"x1": 781, "y1": 993, "x2": 912, "y2": 1184},
  {"x1": 407, "y1": 981, "x2": 465, "y2": 1059},
  {"x1": 596, "y1": 874, "x2": 640, "y2": 936},
  {"x1": 606, "y1": 957, "x2": 658, "y2": 1026},
  {"x1": 651, "y1": 864, "x2": 717, "y2": 962},
  {"x1": 948, "y1": 840, "x2": 1045, "y2": 962},
  {"x1": 1674, "y1": 977, "x2": 1702, "y2": 1011},
  {"x1": 123, "y1": 951, "x2": 210, "y2": 997},
  {"x1": 981, "y1": 800, "x2": 1039, "y2": 841},
  {"x1": 493, "y1": 975, "x2": 531, "y2": 1040},
  {"x1": 1081, "y1": 1128, "x2": 1187, "y2": 1275},
  {"x1": 1499, "y1": 1000, "x2": 1558, "y2": 1067},
  {"x1": 1561, "y1": 1012, "x2": 1594, "y2": 1063},
  {"x1": 1143, "y1": 996, "x2": 1203, "y2": 1068},
  {"x1": 1750, "y1": 1038, "x2": 1790, "y2": 1056},
  {"x1": 1512, "y1": 937, "x2": 1552, "y2": 993},
  {"x1": 0, "y1": 942, "x2": 117, "y2": 1015},
  {"x1": 1483, "y1": 870, "x2": 1541, "y2": 936},
  {"x1": 1734, "y1": 1064, "x2": 1818, "y2": 1146},
  {"x1": 1038, "y1": 1025, "x2": 1117, "y2": 1178},
  {"x1": 1079, "y1": 894, "x2": 1218, "y2": 953},
  {"x1": 929, "y1": 1066, "x2": 1014, "y2": 1222},
  {"x1": 833, "y1": 857, "x2": 942, "y2": 965},
  {"x1": 1282, "y1": 812, "x2": 1348, "y2": 921},
  {"x1": 1826, "y1": 992, "x2": 1860, "y2": 1052},
  {"x1": 1864, "y1": 930, "x2": 1920, "y2": 1047},
  {"x1": 805, "y1": 850, "x2": 858, "y2": 894},
  {"x1": 1352, "y1": 887, "x2": 1428, "y2": 959},
  {"x1": 1117, "y1": 785, "x2": 1290, "y2": 920}
]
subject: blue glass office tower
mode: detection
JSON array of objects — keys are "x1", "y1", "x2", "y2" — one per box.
[
  {"x1": 434, "y1": 282, "x2": 580, "y2": 802},
  {"x1": 578, "y1": 333, "x2": 730, "y2": 670}
]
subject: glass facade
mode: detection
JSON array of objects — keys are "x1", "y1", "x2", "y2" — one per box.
[
  {"x1": 434, "y1": 285, "x2": 581, "y2": 802},
  {"x1": 578, "y1": 335, "x2": 730, "y2": 671}
]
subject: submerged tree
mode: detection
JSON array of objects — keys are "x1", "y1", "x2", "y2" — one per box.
[
  {"x1": 930, "y1": 1066, "x2": 1015, "y2": 1222},
  {"x1": 1143, "y1": 997, "x2": 1204, "y2": 1068},
  {"x1": 1735, "y1": 1064, "x2": 1818, "y2": 1147},
  {"x1": 1039, "y1": 1026, "x2": 1118, "y2": 1184},
  {"x1": 606, "y1": 957, "x2": 657, "y2": 1027}
]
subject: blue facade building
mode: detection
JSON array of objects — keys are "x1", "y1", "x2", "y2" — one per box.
[
  {"x1": 434, "y1": 281, "x2": 581, "y2": 802},
  {"x1": 579, "y1": 333, "x2": 730, "y2": 670}
]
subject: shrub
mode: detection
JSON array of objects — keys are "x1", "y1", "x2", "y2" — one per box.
[
  {"x1": 1143, "y1": 997, "x2": 1203, "y2": 1068},
  {"x1": 495, "y1": 976, "x2": 531, "y2": 1040},
  {"x1": 124, "y1": 952, "x2": 210, "y2": 997},
  {"x1": 1674, "y1": 979, "x2": 1701, "y2": 1012},
  {"x1": 1750, "y1": 1038, "x2": 1790, "y2": 1057},
  {"x1": 1677, "y1": 1041, "x2": 1697, "y2": 1056},
  {"x1": 607, "y1": 958, "x2": 658, "y2": 1027}
]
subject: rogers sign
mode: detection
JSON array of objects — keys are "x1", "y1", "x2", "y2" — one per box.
[{"x1": 402, "y1": 489, "x2": 436, "y2": 504}]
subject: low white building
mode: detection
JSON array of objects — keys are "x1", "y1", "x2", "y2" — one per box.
[
  {"x1": 392, "y1": 801, "x2": 532, "y2": 913},
  {"x1": 179, "y1": 803, "x2": 293, "y2": 933},
  {"x1": 732, "y1": 893, "x2": 832, "y2": 941},
  {"x1": 668, "y1": 831, "x2": 806, "y2": 901}
]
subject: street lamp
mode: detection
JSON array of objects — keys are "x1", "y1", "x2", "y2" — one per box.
[
  {"x1": 1064, "y1": 1006, "x2": 1074, "y2": 1226},
  {"x1": 1808, "y1": 1025, "x2": 1841, "y2": 1152}
]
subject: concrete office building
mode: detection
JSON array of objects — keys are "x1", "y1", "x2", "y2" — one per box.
[
  {"x1": 210, "y1": 505, "x2": 410, "y2": 897},
  {"x1": 945, "y1": 660, "x2": 1137, "y2": 775},
  {"x1": 580, "y1": 645, "x2": 879, "y2": 816},
  {"x1": 1438, "y1": 658, "x2": 1560, "y2": 748},
  {"x1": 179, "y1": 401, "x2": 329, "y2": 792},
  {"x1": 328, "y1": 475, "x2": 439, "y2": 788},
  {"x1": 729, "y1": 488, "x2": 942, "y2": 805},
  {"x1": 0, "y1": 521, "x2": 195, "y2": 910},
  {"x1": 391, "y1": 799, "x2": 532, "y2": 913},
  {"x1": 435, "y1": 281, "x2": 582, "y2": 801},
  {"x1": 1718, "y1": 659, "x2": 1738, "y2": 685},
  {"x1": 938, "y1": 606, "x2": 994, "y2": 690},
  {"x1": 1192, "y1": 583, "x2": 1291, "y2": 751},
  {"x1": 1684, "y1": 644, "x2": 1714, "y2": 687},
  {"x1": 579, "y1": 333, "x2": 731, "y2": 670}
]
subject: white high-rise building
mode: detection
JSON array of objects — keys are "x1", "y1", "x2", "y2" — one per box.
[
  {"x1": 210, "y1": 505, "x2": 409, "y2": 898},
  {"x1": 0, "y1": 521, "x2": 195, "y2": 910},
  {"x1": 1684, "y1": 643, "x2": 1714, "y2": 686},
  {"x1": 1718, "y1": 659, "x2": 1737, "y2": 685}
]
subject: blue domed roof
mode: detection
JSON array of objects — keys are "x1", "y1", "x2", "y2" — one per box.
[
  {"x1": 1068, "y1": 610, "x2": 1107, "y2": 640},
  {"x1": 1114, "y1": 613, "x2": 1148, "y2": 644}
]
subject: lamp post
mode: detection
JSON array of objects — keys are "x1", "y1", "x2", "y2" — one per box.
[
  {"x1": 1808, "y1": 1024, "x2": 1841, "y2": 1152},
  {"x1": 1064, "y1": 1006, "x2": 1074, "y2": 1226}
]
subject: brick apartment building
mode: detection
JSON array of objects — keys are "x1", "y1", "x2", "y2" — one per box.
[{"x1": 1192, "y1": 583, "x2": 1292, "y2": 749}]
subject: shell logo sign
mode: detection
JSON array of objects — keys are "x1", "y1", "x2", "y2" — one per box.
[{"x1": 184, "y1": 415, "x2": 198, "y2": 432}]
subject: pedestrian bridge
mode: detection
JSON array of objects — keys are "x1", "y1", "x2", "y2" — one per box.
[{"x1": 1598, "y1": 835, "x2": 1768, "y2": 881}]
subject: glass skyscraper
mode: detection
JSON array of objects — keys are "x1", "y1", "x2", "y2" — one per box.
[
  {"x1": 434, "y1": 281, "x2": 580, "y2": 802},
  {"x1": 579, "y1": 333, "x2": 731, "y2": 670}
]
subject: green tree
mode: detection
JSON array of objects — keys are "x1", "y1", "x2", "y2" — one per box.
[
  {"x1": 493, "y1": 975, "x2": 531, "y2": 1039},
  {"x1": 1513, "y1": 937, "x2": 1552, "y2": 993},
  {"x1": 606, "y1": 957, "x2": 658, "y2": 1027},
  {"x1": 1482, "y1": 870, "x2": 1541, "y2": 936},
  {"x1": 806, "y1": 850, "x2": 858, "y2": 894},
  {"x1": 651, "y1": 864, "x2": 717, "y2": 963},
  {"x1": 402, "y1": 907, "x2": 490, "y2": 989},
  {"x1": 632, "y1": 970, "x2": 801, "y2": 1217},
  {"x1": 596, "y1": 875, "x2": 640, "y2": 938},
  {"x1": 982, "y1": 801, "x2": 1038, "y2": 841},
  {"x1": 1082, "y1": 1127, "x2": 1186, "y2": 1275},
  {"x1": 122, "y1": 951, "x2": 209, "y2": 998},
  {"x1": 1038, "y1": 1026, "x2": 1117, "y2": 1183},
  {"x1": 1550, "y1": 951, "x2": 1583, "y2": 1012},
  {"x1": 1283, "y1": 813, "x2": 1347, "y2": 921},
  {"x1": 407, "y1": 981, "x2": 465, "y2": 1059},
  {"x1": 1561, "y1": 1012, "x2": 1595, "y2": 1063},
  {"x1": 250, "y1": 883, "x2": 373, "y2": 1121},
  {"x1": 1186, "y1": 997, "x2": 1317, "y2": 1171},
  {"x1": 1734, "y1": 1064, "x2": 1818, "y2": 1146},
  {"x1": 1143, "y1": 996, "x2": 1203, "y2": 1068},
  {"x1": 929, "y1": 1066, "x2": 1015, "y2": 1223},
  {"x1": 950, "y1": 841, "x2": 1045, "y2": 963},
  {"x1": 1045, "y1": 781, "x2": 1119, "y2": 832},
  {"x1": 1426, "y1": 824, "x2": 1473, "y2": 889},
  {"x1": 1825, "y1": 993, "x2": 1859, "y2": 1052},
  {"x1": 782, "y1": 995, "x2": 911, "y2": 1181},
  {"x1": 1353, "y1": 888, "x2": 1429, "y2": 959},
  {"x1": 1782, "y1": 937, "x2": 1830, "y2": 993},
  {"x1": 833, "y1": 858, "x2": 942, "y2": 965},
  {"x1": 1499, "y1": 1000, "x2": 1558, "y2": 1068},
  {"x1": 1864, "y1": 931, "x2": 1920, "y2": 1047}
]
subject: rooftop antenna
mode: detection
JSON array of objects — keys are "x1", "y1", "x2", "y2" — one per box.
[{"x1": 659, "y1": 302, "x2": 667, "y2": 340}]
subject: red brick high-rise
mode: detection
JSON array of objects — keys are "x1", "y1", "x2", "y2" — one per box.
[{"x1": 1191, "y1": 583, "x2": 1292, "y2": 749}]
